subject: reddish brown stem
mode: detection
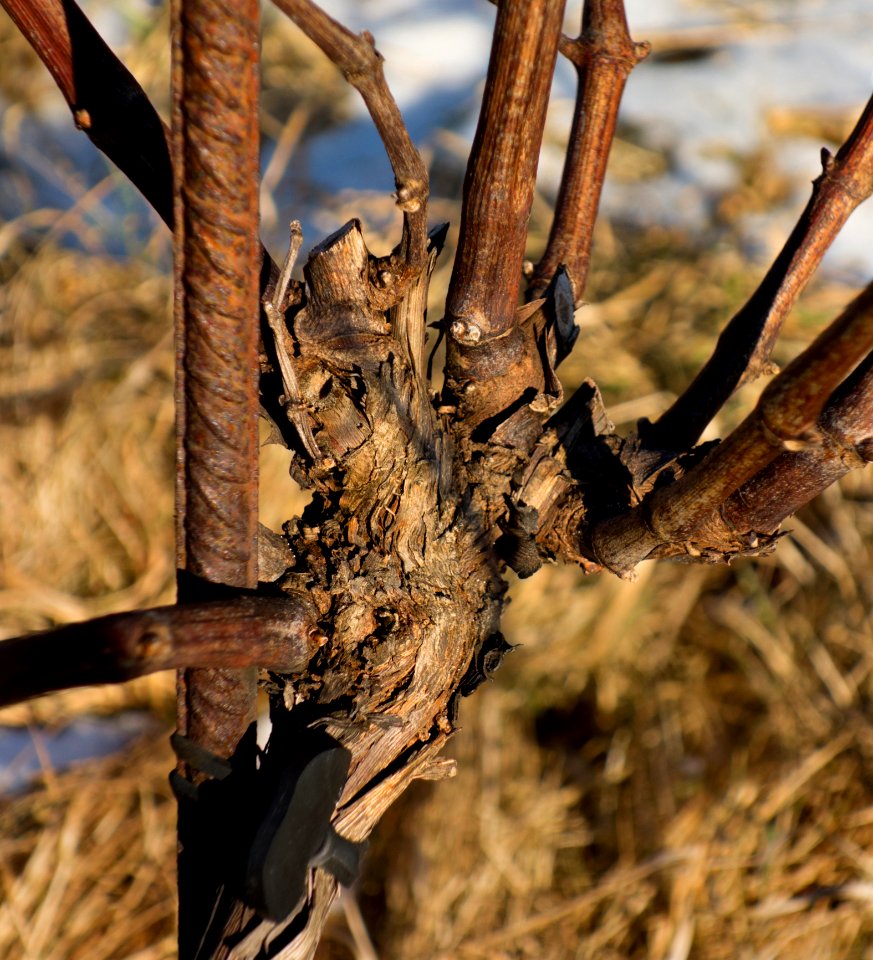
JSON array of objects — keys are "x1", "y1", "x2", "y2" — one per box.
[
  {"x1": 441, "y1": 0, "x2": 566, "y2": 436},
  {"x1": 644, "y1": 93, "x2": 873, "y2": 453},
  {"x1": 271, "y1": 0, "x2": 428, "y2": 273},
  {"x1": 531, "y1": 0, "x2": 649, "y2": 301},
  {"x1": 0, "y1": 0, "x2": 173, "y2": 226},
  {"x1": 590, "y1": 281, "x2": 873, "y2": 575},
  {"x1": 0, "y1": 596, "x2": 325, "y2": 709},
  {"x1": 717, "y1": 350, "x2": 873, "y2": 535},
  {"x1": 445, "y1": 0, "x2": 566, "y2": 348}
]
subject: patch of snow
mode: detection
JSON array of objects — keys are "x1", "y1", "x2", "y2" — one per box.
[
  {"x1": 5, "y1": 0, "x2": 871, "y2": 275},
  {"x1": 0, "y1": 712, "x2": 157, "y2": 794},
  {"x1": 268, "y1": 0, "x2": 873, "y2": 276}
]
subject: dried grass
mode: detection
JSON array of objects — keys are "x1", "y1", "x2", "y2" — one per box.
[
  {"x1": 0, "y1": 735, "x2": 177, "y2": 960},
  {"x1": 2, "y1": 5, "x2": 873, "y2": 960}
]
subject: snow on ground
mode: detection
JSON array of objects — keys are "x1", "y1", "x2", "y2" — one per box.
[
  {"x1": 274, "y1": 0, "x2": 873, "y2": 278},
  {"x1": 1, "y1": 1, "x2": 871, "y2": 272},
  {"x1": 0, "y1": 713, "x2": 156, "y2": 793}
]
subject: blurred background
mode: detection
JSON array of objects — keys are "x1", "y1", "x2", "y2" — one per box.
[{"x1": 1, "y1": 1, "x2": 873, "y2": 957}]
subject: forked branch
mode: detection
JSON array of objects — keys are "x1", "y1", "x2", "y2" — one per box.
[
  {"x1": 714, "y1": 350, "x2": 873, "y2": 536},
  {"x1": 644, "y1": 93, "x2": 873, "y2": 453},
  {"x1": 6, "y1": 3, "x2": 873, "y2": 959},
  {"x1": 272, "y1": 0, "x2": 429, "y2": 273}
]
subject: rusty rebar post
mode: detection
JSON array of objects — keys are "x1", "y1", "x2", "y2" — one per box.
[
  {"x1": 171, "y1": 0, "x2": 262, "y2": 953},
  {"x1": 172, "y1": 0, "x2": 261, "y2": 759}
]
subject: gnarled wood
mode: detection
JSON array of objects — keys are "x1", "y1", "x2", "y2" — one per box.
[
  {"x1": 5, "y1": 3, "x2": 873, "y2": 958},
  {"x1": 212, "y1": 219, "x2": 509, "y2": 957}
]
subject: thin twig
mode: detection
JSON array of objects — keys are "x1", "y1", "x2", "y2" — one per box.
[
  {"x1": 0, "y1": 596, "x2": 325, "y2": 709},
  {"x1": 264, "y1": 221, "x2": 322, "y2": 461},
  {"x1": 389, "y1": 222, "x2": 448, "y2": 381},
  {"x1": 531, "y1": 0, "x2": 649, "y2": 302},
  {"x1": 589, "y1": 280, "x2": 873, "y2": 575},
  {"x1": 1, "y1": 0, "x2": 173, "y2": 226},
  {"x1": 644, "y1": 93, "x2": 873, "y2": 453},
  {"x1": 271, "y1": 0, "x2": 428, "y2": 274}
]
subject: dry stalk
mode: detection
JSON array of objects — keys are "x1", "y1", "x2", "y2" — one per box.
[{"x1": 264, "y1": 221, "x2": 323, "y2": 463}]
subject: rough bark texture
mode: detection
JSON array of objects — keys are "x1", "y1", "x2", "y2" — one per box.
[
  {"x1": 223, "y1": 218, "x2": 510, "y2": 958},
  {"x1": 4, "y1": 1, "x2": 873, "y2": 957}
]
